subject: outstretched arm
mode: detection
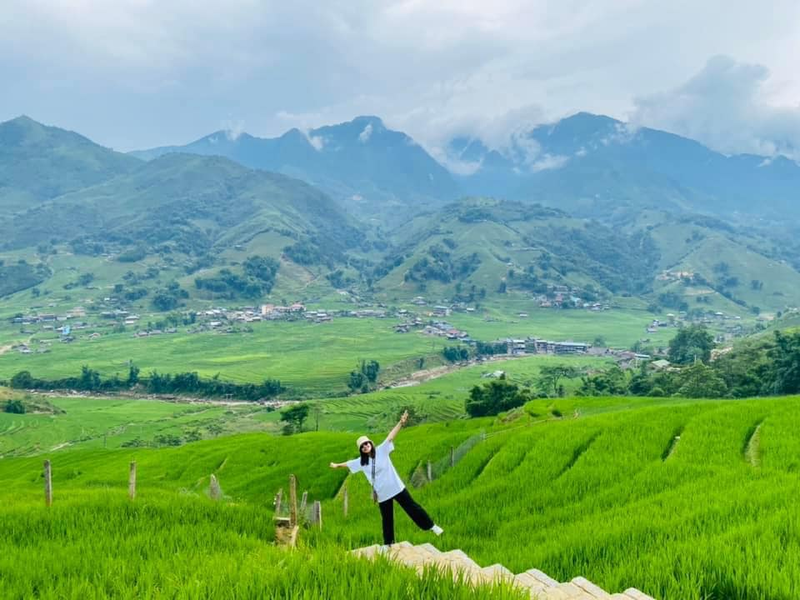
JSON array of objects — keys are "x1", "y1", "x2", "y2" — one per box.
[
  {"x1": 329, "y1": 461, "x2": 349, "y2": 469},
  {"x1": 386, "y1": 410, "x2": 409, "y2": 443}
]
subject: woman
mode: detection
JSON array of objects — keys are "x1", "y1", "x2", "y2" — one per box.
[{"x1": 330, "y1": 410, "x2": 443, "y2": 546}]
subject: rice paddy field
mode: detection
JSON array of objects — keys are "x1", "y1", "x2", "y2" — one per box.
[
  {"x1": 0, "y1": 394, "x2": 277, "y2": 458},
  {"x1": 0, "y1": 303, "x2": 679, "y2": 398},
  {"x1": 0, "y1": 354, "x2": 609, "y2": 456},
  {"x1": 2, "y1": 394, "x2": 800, "y2": 599},
  {"x1": 0, "y1": 319, "x2": 451, "y2": 394}
]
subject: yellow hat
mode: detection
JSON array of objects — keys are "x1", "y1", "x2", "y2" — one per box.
[{"x1": 356, "y1": 435, "x2": 373, "y2": 450}]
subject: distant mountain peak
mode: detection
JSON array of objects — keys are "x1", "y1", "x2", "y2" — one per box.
[
  {"x1": 351, "y1": 115, "x2": 385, "y2": 128},
  {"x1": 4, "y1": 114, "x2": 38, "y2": 126}
]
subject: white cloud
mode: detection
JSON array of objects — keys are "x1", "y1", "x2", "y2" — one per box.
[
  {"x1": 307, "y1": 134, "x2": 325, "y2": 151},
  {"x1": 631, "y1": 55, "x2": 800, "y2": 159},
  {"x1": 223, "y1": 119, "x2": 246, "y2": 142},
  {"x1": 358, "y1": 123, "x2": 373, "y2": 143},
  {"x1": 0, "y1": 1, "x2": 799, "y2": 152},
  {"x1": 530, "y1": 154, "x2": 570, "y2": 172}
]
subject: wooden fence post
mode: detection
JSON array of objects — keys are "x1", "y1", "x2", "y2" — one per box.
[
  {"x1": 343, "y1": 483, "x2": 349, "y2": 518},
  {"x1": 44, "y1": 460, "x2": 52, "y2": 507},
  {"x1": 209, "y1": 474, "x2": 222, "y2": 501},
  {"x1": 313, "y1": 500, "x2": 322, "y2": 529},
  {"x1": 289, "y1": 475, "x2": 298, "y2": 528},
  {"x1": 128, "y1": 461, "x2": 137, "y2": 501},
  {"x1": 275, "y1": 488, "x2": 283, "y2": 514},
  {"x1": 300, "y1": 491, "x2": 308, "y2": 513},
  {"x1": 427, "y1": 459, "x2": 432, "y2": 481},
  {"x1": 450, "y1": 446, "x2": 455, "y2": 468}
]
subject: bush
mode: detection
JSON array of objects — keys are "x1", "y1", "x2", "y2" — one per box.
[
  {"x1": 466, "y1": 380, "x2": 531, "y2": 417},
  {"x1": 3, "y1": 399, "x2": 25, "y2": 414}
]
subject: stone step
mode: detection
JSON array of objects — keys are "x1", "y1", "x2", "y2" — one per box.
[
  {"x1": 417, "y1": 542, "x2": 442, "y2": 555},
  {"x1": 351, "y1": 543, "x2": 656, "y2": 599},
  {"x1": 440, "y1": 548, "x2": 481, "y2": 571},
  {"x1": 623, "y1": 590, "x2": 656, "y2": 600},
  {"x1": 571, "y1": 576, "x2": 613, "y2": 598},
  {"x1": 481, "y1": 563, "x2": 514, "y2": 582},
  {"x1": 556, "y1": 581, "x2": 595, "y2": 598},
  {"x1": 526, "y1": 568, "x2": 561, "y2": 588},
  {"x1": 513, "y1": 571, "x2": 550, "y2": 593}
]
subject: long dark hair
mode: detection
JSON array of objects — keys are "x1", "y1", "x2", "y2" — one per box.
[{"x1": 360, "y1": 444, "x2": 375, "y2": 466}]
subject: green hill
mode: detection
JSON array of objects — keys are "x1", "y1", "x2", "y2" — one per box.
[
  {"x1": 0, "y1": 116, "x2": 140, "y2": 214},
  {"x1": 375, "y1": 198, "x2": 660, "y2": 301},
  {"x1": 1, "y1": 394, "x2": 799, "y2": 599}
]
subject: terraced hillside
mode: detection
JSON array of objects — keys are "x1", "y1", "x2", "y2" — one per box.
[{"x1": 1, "y1": 395, "x2": 799, "y2": 599}]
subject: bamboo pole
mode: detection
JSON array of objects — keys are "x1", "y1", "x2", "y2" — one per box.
[
  {"x1": 427, "y1": 459, "x2": 432, "y2": 481},
  {"x1": 44, "y1": 460, "x2": 52, "y2": 507},
  {"x1": 450, "y1": 446, "x2": 455, "y2": 468},
  {"x1": 313, "y1": 501, "x2": 322, "y2": 529},
  {"x1": 343, "y1": 483, "x2": 349, "y2": 518},
  {"x1": 128, "y1": 461, "x2": 137, "y2": 500},
  {"x1": 289, "y1": 475, "x2": 298, "y2": 528},
  {"x1": 209, "y1": 474, "x2": 222, "y2": 501},
  {"x1": 275, "y1": 488, "x2": 283, "y2": 513}
]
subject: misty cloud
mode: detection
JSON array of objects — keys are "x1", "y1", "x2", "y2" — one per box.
[
  {"x1": 631, "y1": 56, "x2": 800, "y2": 159},
  {"x1": 0, "y1": 1, "x2": 798, "y2": 155},
  {"x1": 358, "y1": 124, "x2": 373, "y2": 143}
]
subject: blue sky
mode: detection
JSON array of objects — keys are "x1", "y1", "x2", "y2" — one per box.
[{"x1": 1, "y1": 0, "x2": 798, "y2": 159}]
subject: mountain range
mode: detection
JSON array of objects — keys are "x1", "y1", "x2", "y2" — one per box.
[
  {"x1": 1, "y1": 112, "x2": 799, "y2": 316},
  {"x1": 131, "y1": 111, "x2": 800, "y2": 222}
]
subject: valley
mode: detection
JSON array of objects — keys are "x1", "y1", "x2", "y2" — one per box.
[{"x1": 2, "y1": 109, "x2": 800, "y2": 600}]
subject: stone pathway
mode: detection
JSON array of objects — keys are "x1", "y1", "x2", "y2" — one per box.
[{"x1": 352, "y1": 542, "x2": 656, "y2": 600}]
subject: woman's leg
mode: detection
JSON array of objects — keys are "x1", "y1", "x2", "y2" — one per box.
[
  {"x1": 378, "y1": 497, "x2": 395, "y2": 545},
  {"x1": 394, "y1": 488, "x2": 434, "y2": 531}
]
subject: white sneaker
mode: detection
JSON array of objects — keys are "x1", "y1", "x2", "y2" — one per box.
[{"x1": 431, "y1": 525, "x2": 444, "y2": 536}]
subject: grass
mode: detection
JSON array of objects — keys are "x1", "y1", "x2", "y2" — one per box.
[
  {"x1": 305, "y1": 354, "x2": 611, "y2": 432},
  {"x1": 0, "y1": 394, "x2": 277, "y2": 458},
  {"x1": 0, "y1": 492, "x2": 521, "y2": 600},
  {"x1": 0, "y1": 354, "x2": 608, "y2": 454},
  {"x1": 2, "y1": 394, "x2": 800, "y2": 598},
  {"x1": 0, "y1": 318, "x2": 450, "y2": 394},
  {"x1": 444, "y1": 306, "x2": 676, "y2": 348}
]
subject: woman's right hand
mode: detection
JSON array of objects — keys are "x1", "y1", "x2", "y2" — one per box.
[{"x1": 329, "y1": 462, "x2": 337, "y2": 469}]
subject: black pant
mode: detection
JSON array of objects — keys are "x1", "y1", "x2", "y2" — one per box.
[{"x1": 378, "y1": 487, "x2": 434, "y2": 545}]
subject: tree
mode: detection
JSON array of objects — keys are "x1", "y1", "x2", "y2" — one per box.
[
  {"x1": 348, "y1": 370, "x2": 366, "y2": 392},
  {"x1": 668, "y1": 325, "x2": 715, "y2": 365},
  {"x1": 3, "y1": 399, "x2": 26, "y2": 414},
  {"x1": 442, "y1": 346, "x2": 469, "y2": 362},
  {"x1": 362, "y1": 360, "x2": 380, "y2": 384},
  {"x1": 769, "y1": 331, "x2": 800, "y2": 394},
  {"x1": 280, "y1": 404, "x2": 310, "y2": 434},
  {"x1": 10, "y1": 371, "x2": 34, "y2": 389},
  {"x1": 466, "y1": 380, "x2": 530, "y2": 417},
  {"x1": 127, "y1": 364, "x2": 140, "y2": 386},
  {"x1": 78, "y1": 366, "x2": 101, "y2": 391},
  {"x1": 396, "y1": 405, "x2": 426, "y2": 426},
  {"x1": 676, "y1": 363, "x2": 728, "y2": 398},
  {"x1": 537, "y1": 365, "x2": 581, "y2": 397},
  {"x1": 578, "y1": 366, "x2": 628, "y2": 396}
]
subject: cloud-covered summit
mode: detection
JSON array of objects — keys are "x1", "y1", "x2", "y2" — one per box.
[
  {"x1": 632, "y1": 56, "x2": 800, "y2": 160},
  {"x1": 1, "y1": 1, "x2": 798, "y2": 157}
]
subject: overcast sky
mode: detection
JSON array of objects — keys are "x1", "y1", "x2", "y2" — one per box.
[{"x1": 1, "y1": 0, "x2": 798, "y2": 159}]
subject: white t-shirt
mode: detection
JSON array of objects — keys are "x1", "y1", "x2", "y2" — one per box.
[{"x1": 347, "y1": 439, "x2": 405, "y2": 502}]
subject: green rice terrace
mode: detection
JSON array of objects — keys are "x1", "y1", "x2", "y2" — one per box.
[{"x1": 1, "y1": 391, "x2": 799, "y2": 599}]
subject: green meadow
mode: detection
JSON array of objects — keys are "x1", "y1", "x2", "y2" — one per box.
[
  {"x1": 2, "y1": 394, "x2": 799, "y2": 599},
  {"x1": 0, "y1": 394, "x2": 275, "y2": 458},
  {"x1": 0, "y1": 319, "x2": 450, "y2": 393},
  {"x1": 444, "y1": 305, "x2": 675, "y2": 348},
  {"x1": 0, "y1": 354, "x2": 609, "y2": 455}
]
